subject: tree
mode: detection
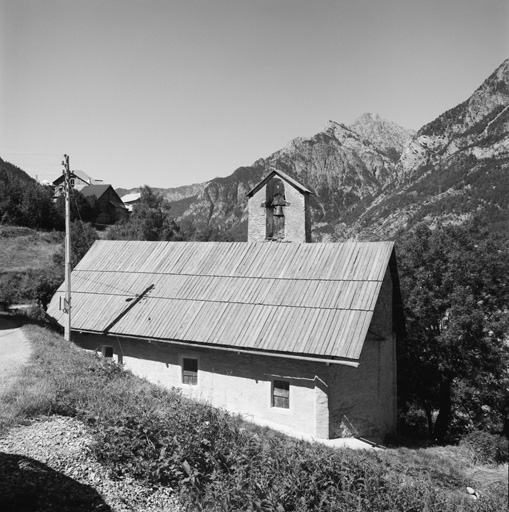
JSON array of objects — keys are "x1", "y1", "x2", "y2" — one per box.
[
  {"x1": 29, "y1": 221, "x2": 98, "y2": 309},
  {"x1": 105, "y1": 186, "x2": 182, "y2": 241},
  {"x1": 179, "y1": 218, "x2": 235, "y2": 242},
  {"x1": 0, "y1": 176, "x2": 59, "y2": 230},
  {"x1": 55, "y1": 189, "x2": 99, "y2": 227},
  {"x1": 397, "y1": 221, "x2": 509, "y2": 442}
]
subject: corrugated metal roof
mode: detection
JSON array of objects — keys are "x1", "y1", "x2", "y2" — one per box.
[{"x1": 48, "y1": 241, "x2": 394, "y2": 362}]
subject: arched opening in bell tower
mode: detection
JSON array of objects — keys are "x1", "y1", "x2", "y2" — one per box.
[{"x1": 266, "y1": 177, "x2": 286, "y2": 239}]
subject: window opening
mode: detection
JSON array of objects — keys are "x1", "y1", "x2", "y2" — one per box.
[
  {"x1": 273, "y1": 380, "x2": 289, "y2": 409},
  {"x1": 182, "y1": 358, "x2": 198, "y2": 385},
  {"x1": 265, "y1": 177, "x2": 286, "y2": 239},
  {"x1": 102, "y1": 346, "x2": 114, "y2": 358}
]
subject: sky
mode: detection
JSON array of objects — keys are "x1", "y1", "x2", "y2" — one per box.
[{"x1": 1, "y1": 0, "x2": 508, "y2": 190}]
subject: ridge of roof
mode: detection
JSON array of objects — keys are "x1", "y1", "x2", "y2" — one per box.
[{"x1": 247, "y1": 168, "x2": 312, "y2": 197}]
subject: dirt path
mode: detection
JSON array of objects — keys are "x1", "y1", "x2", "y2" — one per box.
[{"x1": 0, "y1": 316, "x2": 32, "y2": 392}]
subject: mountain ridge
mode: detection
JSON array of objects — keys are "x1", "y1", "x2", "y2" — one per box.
[
  {"x1": 157, "y1": 59, "x2": 508, "y2": 241},
  {"x1": 5, "y1": 60, "x2": 507, "y2": 242}
]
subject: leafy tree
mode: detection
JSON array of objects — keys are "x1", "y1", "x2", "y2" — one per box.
[
  {"x1": 397, "y1": 221, "x2": 509, "y2": 442},
  {"x1": 28, "y1": 221, "x2": 98, "y2": 309},
  {"x1": 26, "y1": 266, "x2": 64, "y2": 310},
  {"x1": 54, "y1": 189, "x2": 100, "y2": 226},
  {"x1": 179, "y1": 218, "x2": 234, "y2": 242},
  {"x1": 0, "y1": 272, "x2": 23, "y2": 309},
  {"x1": 0, "y1": 176, "x2": 58, "y2": 230},
  {"x1": 105, "y1": 186, "x2": 182, "y2": 241},
  {"x1": 51, "y1": 221, "x2": 99, "y2": 269}
]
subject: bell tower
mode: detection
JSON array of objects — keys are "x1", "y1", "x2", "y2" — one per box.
[{"x1": 247, "y1": 168, "x2": 311, "y2": 243}]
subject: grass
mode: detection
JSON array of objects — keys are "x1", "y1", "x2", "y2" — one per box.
[
  {"x1": 0, "y1": 227, "x2": 62, "y2": 273},
  {"x1": 1, "y1": 324, "x2": 507, "y2": 511}
]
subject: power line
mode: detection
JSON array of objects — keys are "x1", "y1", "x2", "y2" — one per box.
[{"x1": 72, "y1": 272, "x2": 137, "y2": 297}]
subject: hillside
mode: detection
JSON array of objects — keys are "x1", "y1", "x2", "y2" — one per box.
[
  {"x1": 350, "y1": 59, "x2": 509, "y2": 240},
  {"x1": 144, "y1": 60, "x2": 508, "y2": 241},
  {"x1": 0, "y1": 227, "x2": 63, "y2": 309},
  {"x1": 1, "y1": 324, "x2": 506, "y2": 511},
  {"x1": 0, "y1": 157, "x2": 35, "y2": 185},
  {"x1": 117, "y1": 182, "x2": 205, "y2": 204},
  {"x1": 3, "y1": 62, "x2": 507, "y2": 242},
  {"x1": 0, "y1": 157, "x2": 37, "y2": 215}
]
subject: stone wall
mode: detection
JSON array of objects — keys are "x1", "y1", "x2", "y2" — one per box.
[
  {"x1": 327, "y1": 268, "x2": 397, "y2": 441},
  {"x1": 74, "y1": 332, "x2": 330, "y2": 439},
  {"x1": 284, "y1": 185, "x2": 310, "y2": 243},
  {"x1": 247, "y1": 187, "x2": 267, "y2": 242},
  {"x1": 247, "y1": 178, "x2": 310, "y2": 243},
  {"x1": 72, "y1": 269, "x2": 396, "y2": 441}
]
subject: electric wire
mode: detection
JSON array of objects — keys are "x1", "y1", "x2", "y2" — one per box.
[{"x1": 72, "y1": 272, "x2": 138, "y2": 297}]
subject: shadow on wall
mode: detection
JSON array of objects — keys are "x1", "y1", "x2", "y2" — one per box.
[{"x1": 0, "y1": 452, "x2": 112, "y2": 512}]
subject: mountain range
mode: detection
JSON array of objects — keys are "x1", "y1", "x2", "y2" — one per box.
[
  {"x1": 6, "y1": 60, "x2": 509, "y2": 242},
  {"x1": 128, "y1": 59, "x2": 508, "y2": 241}
]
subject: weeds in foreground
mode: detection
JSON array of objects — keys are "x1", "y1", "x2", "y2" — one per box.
[{"x1": 1, "y1": 325, "x2": 507, "y2": 511}]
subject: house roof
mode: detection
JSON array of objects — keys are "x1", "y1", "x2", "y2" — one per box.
[
  {"x1": 247, "y1": 168, "x2": 312, "y2": 197},
  {"x1": 80, "y1": 184, "x2": 112, "y2": 199},
  {"x1": 80, "y1": 185, "x2": 127, "y2": 209},
  {"x1": 121, "y1": 192, "x2": 141, "y2": 203},
  {"x1": 52, "y1": 170, "x2": 94, "y2": 186},
  {"x1": 47, "y1": 240, "x2": 396, "y2": 364}
]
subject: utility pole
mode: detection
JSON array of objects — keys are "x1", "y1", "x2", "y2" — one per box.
[{"x1": 63, "y1": 154, "x2": 72, "y2": 341}]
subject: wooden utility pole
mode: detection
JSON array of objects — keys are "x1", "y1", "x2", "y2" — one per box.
[{"x1": 63, "y1": 154, "x2": 72, "y2": 341}]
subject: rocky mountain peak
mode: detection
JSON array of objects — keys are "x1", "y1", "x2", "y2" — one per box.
[
  {"x1": 397, "y1": 59, "x2": 509, "y2": 179},
  {"x1": 150, "y1": 60, "x2": 508, "y2": 243},
  {"x1": 349, "y1": 113, "x2": 415, "y2": 159},
  {"x1": 419, "y1": 59, "x2": 509, "y2": 140}
]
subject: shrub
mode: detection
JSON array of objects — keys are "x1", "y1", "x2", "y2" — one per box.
[
  {"x1": 5, "y1": 325, "x2": 507, "y2": 512},
  {"x1": 460, "y1": 431, "x2": 509, "y2": 465},
  {"x1": 23, "y1": 305, "x2": 47, "y2": 322}
]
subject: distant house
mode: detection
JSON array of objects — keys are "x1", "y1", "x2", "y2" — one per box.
[
  {"x1": 52, "y1": 170, "x2": 103, "y2": 196},
  {"x1": 120, "y1": 192, "x2": 141, "y2": 213},
  {"x1": 80, "y1": 184, "x2": 128, "y2": 227},
  {"x1": 48, "y1": 169, "x2": 403, "y2": 442}
]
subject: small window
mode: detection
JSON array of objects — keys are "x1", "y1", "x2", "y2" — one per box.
[
  {"x1": 273, "y1": 380, "x2": 289, "y2": 409},
  {"x1": 182, "y1": 358, "x2": 198, "y2": 385},
  {"x1": 102, "y1": 346, "x2": 114, "y2": 358},
  {"x1": 70, "y1": 178, "x2": 75, "y2": 187}
]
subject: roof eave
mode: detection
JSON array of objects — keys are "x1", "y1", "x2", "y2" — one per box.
[
  {"x1": 73, "y1": 329, "x2": 360, "y2": 367},
  {"x1": 247, "y1": 168, "x2": 313, "y2": 198}
]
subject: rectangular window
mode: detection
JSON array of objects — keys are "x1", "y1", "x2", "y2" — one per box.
[
  {"x1": 102, "y1": 346, "x2": 114, "y2": 358},
  {"x1": 182, "y1": 358, "x2": 198, "y2": 385},
  {"x1": 273, "y1": 380, "x2": 289, "y2": 409}
]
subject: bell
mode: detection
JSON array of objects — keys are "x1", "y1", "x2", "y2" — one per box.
[{"x1": 274, "y1": 205, "x2": 284, "y2": 216}]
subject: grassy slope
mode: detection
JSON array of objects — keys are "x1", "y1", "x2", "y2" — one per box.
[
  {"x1": 0, "y1": 324, "x2": 506, "y2": 512},
  {"x1": 0, "y1": 228, "x2": 63, "y2": 306},
  {"x1": 0, "y1": 227, "x2": 62, "y2": 273}
]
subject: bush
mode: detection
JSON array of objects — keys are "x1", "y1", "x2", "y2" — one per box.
[
  {"x1": 23, "y1": 305, "x2": 47, "y2": 322},
  {"x1": 460, "y1": 431, "x2": 509, "y2": 465},
  {"x1": 6, "y1": 325, "x2": 507, "y2": 512},
  {"x1": 0, "y1": 272, "x2": 24, "y2": 309},
  {"x1": 0, "y1": 226, "x2": 36, "y2": 238}
]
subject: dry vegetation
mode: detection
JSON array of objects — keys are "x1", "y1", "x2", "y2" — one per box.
[
  {"x1": 0, "y1": 324, "x2": 506, "y2": 511},
  {"x1": 0, "y1": 227, "x2": 62, "y2": 273}
]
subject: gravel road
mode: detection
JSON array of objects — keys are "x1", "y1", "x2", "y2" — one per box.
[
  {"x1": 0, "y1": 416, "x2": 181, "y2": 511},
  {"x1": 0, "y1": 318, "x2": 181, "y2": 511},
  {"x1": 0, "y1": 316, "x2": 32, "y2": 393}
]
